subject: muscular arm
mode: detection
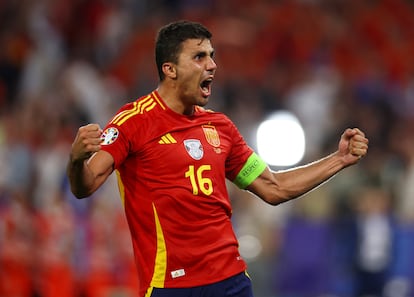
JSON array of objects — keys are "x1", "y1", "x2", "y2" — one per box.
[
  {"x1": 66, "y1": 124, "x2": 115, "y2": 198},
  {"x1": 247, "y1": 128, "x2": 369, "y2": 205}
]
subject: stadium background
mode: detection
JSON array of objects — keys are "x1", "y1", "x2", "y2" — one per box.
[{"x1": 1, "y1": 0, "x2": 414, "y2": 296}]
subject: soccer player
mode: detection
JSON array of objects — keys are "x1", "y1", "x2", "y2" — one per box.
[{"x1": 67, "y1": 20, "x2": 369, "y2": 297}]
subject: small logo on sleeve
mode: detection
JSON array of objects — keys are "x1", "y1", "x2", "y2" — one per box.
[{"x1": 101, "y1": 127, "x2": 119, "y2": 145}]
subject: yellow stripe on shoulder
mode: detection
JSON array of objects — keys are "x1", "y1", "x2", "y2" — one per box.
[
  {"x1": 110, "y1": 101, "x2": 139, "y2": 125},
  {"x1": 152, "y1": 91, "x2": 166, "y2": 110},
  {"x1": 110, "y1": 94, "x2": 161, "y2": 126}
]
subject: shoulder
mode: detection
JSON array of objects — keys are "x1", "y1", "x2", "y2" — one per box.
[
  {"x1": 196, "y1": 106, "x2": 239, "y2": 133},
  {"x1": 195, "y1": 106, "x2": 232, "y2": 121},
  {"x1": 108, "y1": 92, "x2": 166, "y2": 127}
]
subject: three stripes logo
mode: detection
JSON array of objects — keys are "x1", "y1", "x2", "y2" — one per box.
[{"x1": 159, "y1": 133, "x2": 177, "y2": 144}]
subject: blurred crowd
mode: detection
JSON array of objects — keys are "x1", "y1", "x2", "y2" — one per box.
[{"x1": 1, "y1": 0, "x2": 414, "y2": 296}]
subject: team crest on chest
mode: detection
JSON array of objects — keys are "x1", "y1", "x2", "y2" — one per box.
[
  {"x1": 202, "y1": 124, "x2": 222, "y2": 154},
  {"x1": 202, "y1": 125, "x2": 220, "y2": 147},
  {"x1": 184, "y1": 139, "x2": 203, "y2": 160}
]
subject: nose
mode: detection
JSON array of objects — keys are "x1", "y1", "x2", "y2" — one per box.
[{"x1": 207, "y1": 56, "x2": 217, "y2": 71}]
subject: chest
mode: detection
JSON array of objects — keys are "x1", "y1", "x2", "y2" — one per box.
[{"x1": 138, "y1": 123, "x2": 231, "y2": 171}]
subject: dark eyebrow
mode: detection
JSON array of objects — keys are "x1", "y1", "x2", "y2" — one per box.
[
  {"x1": 195, "y1": 51, "x2": 207, "y2": 58},
  {"x1": 195, "y1": 49, "x2": 215, "y2": 58}
]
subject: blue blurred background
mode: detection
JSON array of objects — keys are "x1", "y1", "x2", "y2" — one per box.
[{"x1": 1, "y1": 0, "x2": 414, "y2": 296}]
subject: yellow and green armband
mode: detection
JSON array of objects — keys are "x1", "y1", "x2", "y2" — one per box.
[{"x1": 233, "y1": 152, "x2": 267, "y2": 189}]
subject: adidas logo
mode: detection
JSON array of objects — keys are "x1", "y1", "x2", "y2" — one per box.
[{"x1": 159, "y1": 133, "x2": 177, "y2": 144}]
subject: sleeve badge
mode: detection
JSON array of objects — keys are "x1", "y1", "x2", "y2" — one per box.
[{"x1": 101, "y1": 127, "x2": 119, "y2": 145}]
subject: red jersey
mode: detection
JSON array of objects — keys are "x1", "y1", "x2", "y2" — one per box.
[{"x1": 100, "y1": 91, "x2": 265, "y2": 296}]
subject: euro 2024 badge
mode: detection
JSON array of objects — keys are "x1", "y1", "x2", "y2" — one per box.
[
  {"x1": 184, "y1": 139, "x2": 203, "y2": 160},
  {"x1": 101, "y1": 127, "x2": 119, "y2": 145}
]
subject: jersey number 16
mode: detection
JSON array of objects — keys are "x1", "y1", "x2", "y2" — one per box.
[{"x1": 185, "y1": 165, "x2": 213, "y2": 196}]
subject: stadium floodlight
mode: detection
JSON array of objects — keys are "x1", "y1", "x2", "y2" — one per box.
[{"x1": 256, "y1": 111, "x2": 305, "y2": 167}]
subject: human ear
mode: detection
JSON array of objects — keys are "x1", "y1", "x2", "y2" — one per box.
[{"x1": 162, "y1": 62, "x2": 177, "y2": 79}]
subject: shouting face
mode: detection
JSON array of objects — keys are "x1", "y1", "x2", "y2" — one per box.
[{"x1": 173, "y1": 38, "x2": 217, "y2": 108}]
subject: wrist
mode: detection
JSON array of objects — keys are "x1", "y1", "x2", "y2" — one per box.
[
  {"x1": 69, "y1": 153, "x2": 87, "y2": 167},
  {"x1": 328, "y1": 151, "x2": 349, "y2": 171}
]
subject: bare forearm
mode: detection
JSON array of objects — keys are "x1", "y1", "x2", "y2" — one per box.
[
  {"x1": 249, "y1": 151, "x2": 348, "y2": 205},
  {"x1": 66, "y1": 155, "x2": 97, "y2": 198},
  {"x1": 273, "y1": 151, "x2": 346, "y2": 200},
  {"x1": 248, "y1": 127, "x2": 368, "y2": 205},
  {"x1": 67, "y1": 124, "x2": 114, "y2": 198}
]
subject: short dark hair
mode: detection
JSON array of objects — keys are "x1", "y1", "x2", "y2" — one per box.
[{"x1": 155, "y1": 20, "x2": 212, "y2": 81}]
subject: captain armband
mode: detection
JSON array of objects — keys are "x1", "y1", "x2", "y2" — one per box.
[{"x1": 233, "y1": 152, "x2": 267, "y2": 189}]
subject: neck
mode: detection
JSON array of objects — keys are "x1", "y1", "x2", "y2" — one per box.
[{"x1": 157, "y1": 83, "x2": 194, "y2": 116}]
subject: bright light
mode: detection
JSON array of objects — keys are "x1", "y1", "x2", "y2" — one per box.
[
  {"x1": 238, "y1": 234, "x2": 262, "y2": 261},
  {"x1": 256, "y1": 111, "x2": 305, "y2": 166}
]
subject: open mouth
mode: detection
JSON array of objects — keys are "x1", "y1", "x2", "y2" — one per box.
[{"x1": 200, "y1": 78, "x2": 213, "y2": 97}]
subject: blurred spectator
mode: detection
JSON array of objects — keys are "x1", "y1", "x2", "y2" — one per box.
[
  {"x1": 34, "y1": 194, "x2": 77, "y2": 297},
  {"x1": 350, "y1": 185, "x2": 395, "y2": 297},
  {"x1": 0, "y1": 193, "x2": 36, "y2": 296}
]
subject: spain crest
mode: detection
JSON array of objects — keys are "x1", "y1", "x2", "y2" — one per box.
[{"x1": 202, "y1": 125, "x2": 220, "y2": 147}]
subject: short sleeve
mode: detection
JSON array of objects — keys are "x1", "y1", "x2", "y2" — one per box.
[
  {"x1": 100, "y1": 124, "x2": 130, "y2": 169},
  {"x1": 225, "y1": 119, "x2": 267, "y2": 187}
]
